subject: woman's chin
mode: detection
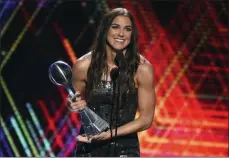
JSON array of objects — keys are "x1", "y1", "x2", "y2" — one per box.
[{"x1": 112, "y1": 45, "x2": 127, "y2": 51}]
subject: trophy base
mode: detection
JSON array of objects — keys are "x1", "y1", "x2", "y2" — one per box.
[{"x1": 79, "y1": 106, "x2": 110, "y2": 137}]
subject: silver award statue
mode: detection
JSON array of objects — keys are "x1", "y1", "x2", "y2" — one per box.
[{"x1": 48, "y1": 61, "x2": 109, "y2": 136}]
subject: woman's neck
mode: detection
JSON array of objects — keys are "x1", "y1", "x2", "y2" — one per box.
[{"x1": 105, "y1": 44, "x2": 126, "y2": 69}]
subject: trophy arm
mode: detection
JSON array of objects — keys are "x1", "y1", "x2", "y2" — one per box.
[{"x1": 63, "y1": 84, "x2": 75, "y2": 98}]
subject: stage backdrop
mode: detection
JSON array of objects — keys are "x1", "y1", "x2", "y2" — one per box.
[{"x1": 0, "y1": 0, "x2": 228, "y2": 157}]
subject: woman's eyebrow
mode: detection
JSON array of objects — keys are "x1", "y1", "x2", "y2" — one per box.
[
  {"x1": 111, "y1": 23, "x2": 132, "y2": 27},
  {"x1": 111, "y1": 23, "x2": 119, "y2": 26}
]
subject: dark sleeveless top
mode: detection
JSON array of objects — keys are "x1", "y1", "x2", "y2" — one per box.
[{"x1": 74, "y1": 81, "x2": 140, "y2": 157}]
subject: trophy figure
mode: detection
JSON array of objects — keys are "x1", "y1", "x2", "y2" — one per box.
[{"x1": 48, "y1": 61, "x2": 109, "y2": 136}]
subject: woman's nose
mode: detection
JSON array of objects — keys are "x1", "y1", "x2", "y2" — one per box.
[{"x1": 118, "y1": 29, "x2": 124, "y2": 37}]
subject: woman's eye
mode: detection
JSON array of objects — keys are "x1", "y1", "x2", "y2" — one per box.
[
  {"x1": 126, "y1": 28, "x2": 132, "y2": 31},
  {"x1": 111, "y1": 25, "x2": 119, "y2": 29}
]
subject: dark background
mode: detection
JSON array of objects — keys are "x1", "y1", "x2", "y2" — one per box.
[{"x1": 1, "y1": 0, "x2": 228, "y2": 157}]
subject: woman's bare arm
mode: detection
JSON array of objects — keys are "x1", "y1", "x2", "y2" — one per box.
[
  {"x1": 68, "y1": 53, "x2": 91, "y2": 112},
  {"x1": 71, "y1": 53, "x2": 91, "y2": 93},
  {"x1": 114, "y1": 62, "x2": 156, "y2": 135}
]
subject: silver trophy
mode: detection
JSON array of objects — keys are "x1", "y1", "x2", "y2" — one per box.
[{"x1": 48, "y1": 61, "x2": 109, "y2": 136}]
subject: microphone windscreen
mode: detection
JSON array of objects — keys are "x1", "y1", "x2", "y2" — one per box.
[
  {"x1": 110, "y1": 67, "x2": 119, "y2": 81},
  {"x1": 114, "y1": 50, "x2": 125, "y2": 68}
]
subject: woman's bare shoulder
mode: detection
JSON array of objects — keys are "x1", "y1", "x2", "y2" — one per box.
[
  {"x1": 71, "y1": 52, "x2": 92, "y2": 81},
  {"x1": 139, "y1": 54, "x2": 150, "y2": 65},
  {"x1": 137, "y1": 54, "x2": 154, "y2": 77},
  {"x1": 134, "y1": 54, "x2": 154, "y2": 85},
  {"x1": 72, "y1": 52, "x2": 92, "y2": 71}
]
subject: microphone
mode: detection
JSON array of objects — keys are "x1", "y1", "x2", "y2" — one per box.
[
  {"x1": 110, "y1": 50, "x2": 124, "y2": 82},
  {"x1": 111, "y1": 50, "x2": 125, "y2": 156},
  {"x1": 114, "y1": 50, "x2": 125, "y2": 68},
  {"x1": 110, "y1": 67, "x2": 119, "y2": 82}
]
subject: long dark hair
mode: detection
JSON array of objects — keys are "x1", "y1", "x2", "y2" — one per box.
[{"x1": 86, "y1": 8, "x2": 140, "y2": 98}]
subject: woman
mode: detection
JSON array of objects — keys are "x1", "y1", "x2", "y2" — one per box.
[{"x1": 68, "y1": 8, "x2": 156, "y2": 157}]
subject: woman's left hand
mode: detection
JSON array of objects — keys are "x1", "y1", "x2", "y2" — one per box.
[{"x1": 91, "y1": 131, "x2": 111, "y2": 142}]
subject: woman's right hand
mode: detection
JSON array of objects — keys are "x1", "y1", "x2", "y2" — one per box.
[{"x1": 67, "y1": 91, "x2": 87, "y2": 112}]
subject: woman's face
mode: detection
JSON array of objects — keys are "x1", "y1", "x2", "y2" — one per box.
[{"x1": 106, "y1": 15, "x2": 132, "y2": 51}]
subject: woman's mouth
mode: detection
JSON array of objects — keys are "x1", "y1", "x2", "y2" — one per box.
[{"x1": 115, "y1": 39, "x2": 124, "y2": 43}]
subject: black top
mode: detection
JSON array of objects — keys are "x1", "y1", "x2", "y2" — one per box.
[{"x1": 75, "y1": 81, "x2": 140, "y2": 157}]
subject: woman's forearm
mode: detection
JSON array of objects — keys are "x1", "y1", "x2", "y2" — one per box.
[{"x1": 111, "y1": 116, "x2": 152, "y2": 137}]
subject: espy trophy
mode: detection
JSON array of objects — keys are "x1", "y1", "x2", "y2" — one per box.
[{"x1": 48, "y1": 61, "x2": 109, "y2": 137}]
